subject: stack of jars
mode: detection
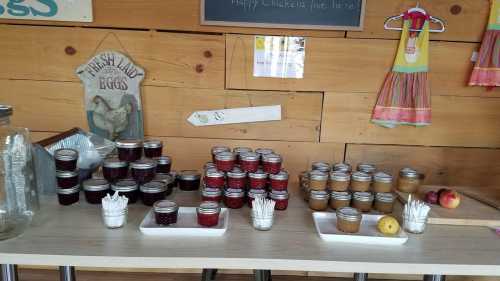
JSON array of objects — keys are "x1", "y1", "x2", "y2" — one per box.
[
  {"x1": 55, "y1": 148, "x2": 81, "y2": 206},
  {"x1": 201, "y1": 146, "x2": 290, "y2": 211}
]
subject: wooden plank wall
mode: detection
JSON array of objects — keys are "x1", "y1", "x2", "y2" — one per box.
[{"x1": 2, "y1": 0, "x2": 499, "y2": 193}]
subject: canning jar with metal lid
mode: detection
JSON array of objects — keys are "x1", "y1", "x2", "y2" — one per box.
[
  {"x1": 227, "y1": 168, "x2": 247, "y2": 189},
  {"x1": 352, "y1": 192, "x2": 374, "y2": 212},
  {"x1": 351, "y1": 171, "x2": 372, "y2": 192},
  {"x1": 103, "y1": 157, "x2": 129, "y2": 183},
  {"x1": 197, "y1": 201, "x2": 221, "y2": 227},
  {"x1": 83, "y1": 179, "x2": 110, "y2": 204},
  {"x1": 397, "y1": 168, "x2": 421, "y2": 193},
  {"x1": 332, "y1": 162, "x2": 352, "y2": 173},
  {"x1": 312, "y1": 161, "x2": 331, "y2": 173},
  {"x1": 374, "y1": 192, "x2": 396, "y2": 214},
  {"x1": 211, "y1": 146, "x2": 231, "y2": 162},
  {"x1": 269, "y1": 190, "x2": 289, "y2": 210},
  {"x1": 309, "y1": 190, "x2": 329, "y2": 211},
  {"x1": 204, "y1": 168, "x2": 225, "y2": 188},
  {"x1": 143, "y1": 139, "x2": 163, "y2": 158},
  {"x1": 255, "y1": 148, "x2": 274, "y2": 158},
  {"x1": 233, "y1": 147, "x2": 252, "y2": 164},
  {"x1": 373, "y1": 172, "x2": 393, "y2": 193},
  {"x1": 240, "y1": 152, "x2": 260, "y2": 173},
  {"x1": 154, "y1": 200, "x2": 178, "y2": 225},
  {"x1": 309, "y1": 170, "x2": 328, "y2": 191},
  {"x1": 357, "y1": 163, "x2": 376, "y2": 174},
  {"x1": 270, "y1": 170, "x2": 288, "y2": 191},
  {"x1": 56, "y1": 170, "x2": 79, "y2": 189},
  {"x1": 329, "y1": 191, "x2": 352, "y2": 210},
  {"x1": 131, "y1": 159, "x2": 157, "y2": 184},
  {"x1": 336, "y1": 207, "x2": 362, "y2": 233},
  {"x1": 329, "y1": 171, "x2": 350, "y2": 192},
  {"x1": 248, "y1": 170, "x2": 268, "y2": 189},
  {"x1": 111, "y1": 180, "x2": 139, "y2": 204},
  {"x1": 154, "y1": 174, "x2": 175, "y2": 196},
  {"x1": 247, "y1": 189, "x2": 267, "y2": 208},
  {"x1": 116, "y1": 139, "x2": 143, "y2": 162},
  {"x1": 57, "y1": 186, "x2": 80, "y2": 206},
  {"x1": 154, "y1": 156, "x2": 172, "y2": 174},
  {"x1": 223, "y1": 188, "x2": 245, "y2": 209},
  {"x1": 262, "y1": 153, "x2": 282, "y2": 174},
  {"x1": 54, "y1": 148, "x2": 78, "y2": 171},
  {"x1": 201, "y1": 187, "x2": 223, "y2": 203},
  {"x1": 140, "y1": 181, "x2": 168, "y2": 206},
  {"x1": 178, "y1": 170, "x2": 202, "y2": 191},
  {"x1": 215, "y1": 151, "x2": 236, "y2": 172},
  {"x1": 204, "y1": 162, "x2": 217, "y2": 171}
]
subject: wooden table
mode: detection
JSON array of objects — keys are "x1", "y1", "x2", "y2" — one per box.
[{"x1": 0, "y1": 190, "x2": 499, "y2": 281}]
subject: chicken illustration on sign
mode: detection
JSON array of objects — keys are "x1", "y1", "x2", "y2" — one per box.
[{"x1": 76, "y1": 51, "x2": 144, "y2": 140}]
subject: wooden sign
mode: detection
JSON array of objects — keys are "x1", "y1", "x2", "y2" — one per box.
[
  {"x1": 0, "y1": 0, "x2": 93, "y2": 22},
  {"x1": 76, "y1": 51, "x2": 145, "y2": 141},
  {"x1": 201, "y1": 0, "x2": 365, "y2": 31},
  {"x1": 187, "y1": 105, "x2": 282, "y2": 126}
]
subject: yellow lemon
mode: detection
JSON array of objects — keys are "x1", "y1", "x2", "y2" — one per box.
[{"x1": 377, "y1": 216, "x2": 400, "y2": 236}]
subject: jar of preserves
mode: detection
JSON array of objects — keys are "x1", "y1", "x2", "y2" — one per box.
[
  {"x1": 116, "y1": 139, "x2": 143, "y2": 162},
  {"x1": 309, "y1": 190, "x2": 329, "y2": 211},
  {"x1": 374, "y1": 193, "x2": 396, "y2": 214},
  {"x1": 215, "y1": 151, "x2": 236, "y2": 172},
  {"x1": 309, "y1": 170, "x2": 328, "y2": 191},
  {"x1": 178, "y1": 170, "x2": 201, "y2": 191},
  {"x1": 154, "y1": 174, "x2": 175, "y2": 196},
  {"x1": 140, "y1": 181, "x2": 167, "y2": 206},
  {"x1": 240, "y1": 152, "x2": 260, "y2": 173},
  {"x1": 329, "y1": 172, "x2": 350, "y2": 192},
  {"x1": 57, "y1": 186, "x2": 80, "y2": 206},
  {"x1": 336, "y1": 207, "x2": 362, "y2": 233},
  {"x1": 247, "y1": 189, "x2": 267, "y2": 208},
  {"x1": 357, "y1": 163, "x2": 376, "y2": 174},
  {"x1": 154, "y1": 200, "x2": 178, "y2": 225},
  {"x1": 223, "y1": 188, "x2": 245, "y2": 209},
  {"x1": 201, "y1": 187, "x2": 223, "y2": 203},
  {"x1": 143, "y1": 140, "x2": 163, "y2": 158},
  {"x1": 204, "y1": 162, "x2": 217, "y2": 171},
  {"x1": 329, "y1": 191, "x2": 352, "y2": 210},
  {"x1": 54, "y1": 148, "x2": 78, "y2": 171},
  {"x1": 262, "y1": 153, "x2": 282, "y2": 174},
  {"x1": 197, "y1": 201, "x2": 221, "y2": 227},
  {"x1": 131, "y1": 159, "x2": 157, "y2": 184},
  {"x1": 255, "y1": 148, "x2": 274, "y2": 162},
  {"x1": 351, "y1": 172, "x2": 372, "y2": 192},
  {"x1": 311, "y1": 161, "x2": 331, "y2": 173},
  {"x1": 397, "y1": 168, "x2": 421, "y2": 193},
  {"x1": 111, "y1": 180, "x2": 139, "y2": 204},
  {"x1": 56, "y1": 170, "x2": 79, "y2": 189},
  {"x1": 82, "y1": 179, "x2": 110, "y2": 204},
  {"x1": 352, "y1": 192, "x2": 374, "y2": 212},
  {"x1": 155, "y1": 156, "x2": 172, "y2": 174},
  {"x1": 332, "y1": 162, "x2": 352, "y2": 173},
  {"x1": 248, "y1": 170, "x2": 268, "y2": 189},
  {"x1": 204, "y1": 168, "x2": 225, "y2": 188},
  {"x1": 373, "y1": 172, "x2": 393, "y2": 193},
  {"x1": 211, "y1": 146, "x2": 231, "y2": 162},
  {"x1": 233, "y1": 147, "x2": 252, "y2": 164},
  {"x1": 227, "y1": 168, "x2": 247, "y2": 189},
  {"x1": 270, "y1": 170, "x2": 288, "y2": 191},
  {"x1": 103, "y1": 158, "x2": 128, "y2": 183},
  {"x1": 269, "y1": 190, "x2": 289, "y2": 210}
]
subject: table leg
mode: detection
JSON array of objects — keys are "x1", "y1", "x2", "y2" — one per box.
[
  {"x1": 424, "y1": 275, "x2": 446, "y2": 281},
  {"x1": 201, "y1": 269, "x2": 218, "y2": 281},
  {"x1": 59, "y1": 266, "x2": 76, "y2": 281},
  {"x1": 354, "y1": 273, "x2": 368, "y2": 281},
  {"x1": 254, "y1": 270, "x2": 271, "y2": 281},
  {"x1": 1, "y1": 264, "x2": 18, "y2": 281}
]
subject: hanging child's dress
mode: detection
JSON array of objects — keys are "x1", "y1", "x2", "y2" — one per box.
[
  {"x1": 469, "y1": 0, "x2": 500, "y2": 87},
  {"x1": 371, "y1": 11, "x2": 431, "y2": 128}
]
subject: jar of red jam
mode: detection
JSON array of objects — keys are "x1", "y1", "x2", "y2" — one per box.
[
  {"x1": 233, "y1": 147, "x2": 252, "y2": 164},
  {"x1": 82, "y1": 179, "x2": 110, "y2": 204},
  {"x1": 131, "y1": 159, "x2": 157, "y2": 184},
  {"x1": 143, "y1": 139, "x2": 163, "y2": 158},
  {"x1": 247, "y1": 189, "x2": 267, "y2": 208},
  {"x1": 262, "y1": 153, "x2": 282, "y2": 175},
  {"x1": 56, "y1": 170, "x2": 79, "y2": 189},
  {"x1": 154, "y1": 174, "x2": 175, "y2": 196},
  {"x1": 214, "y1": 151, "x2": 236, "y2": 172},
  {"x1": 140, "y1": 181, "x2": 167, "y2": 206},
  {"x1": 248, "y1": 170, "x2": 268, "y2": 189},
  {"x1": 269, "y1": 190, "x2": 289, "y2": 210},
  {"x1": 333, "y1": 162, "x2": 352, "y2": 173},
  {"x1": 57, "y1": 186, "x2": 80, "y2": 206},
  {"x1": 54, "y1": 148, "x2": 78, "y2": 171},
  {"x1": 223, "y1": 188, "x2": 245, "y2": 209},
  {"x1": 204, "y1": 162, "x2": 217, "y2": 171},
  {"x1": 201, "y1": 187, "x2": 223, "y2": 203},
  {"x1": 312, "y1": 161, "x2": 331, "y2": 173},
  {"x1": 197, "y1": 201, "x2": 221, "y2": 227},
  {"x1": 103, "y1": 158, "x2": 129, "y2": 183},
  {"x1": 154, "y1": 156, "x2": 172, "y2": 174},
  {"x1": 211, "y1": 146, "x2": 231, "y2": 162},
  {"x1": 270, "y1": 171, "x2": 288, "y2": 191},
  {"x1": 116, "y1": 139, "x2": 143, "y2": 162},
  {"x1": 204, "y1": 168, "x2": 225, "y2": 188},
  {"x1": 178, "y1": 170, "x2": 202, "y2": 191},
  {"x1": 240, "y1": 152, "x2": 260, "y2": 173},
  {"x1": 111, "y1": 180, "x2": 139, "y2": 204},
  {"x1": 154, "y1": 200, "x2": 178, "y2": 225},
  {"x1": 255, "y1": 148, "x2": 274, "y2": 162},
  {"x1": 227, "y1": 168, "x2": 247, "y2": 189}
]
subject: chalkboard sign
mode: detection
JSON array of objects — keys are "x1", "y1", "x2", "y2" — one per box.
[{"x1": 201, "y1": 0, "x2": 365, "y2": 31}]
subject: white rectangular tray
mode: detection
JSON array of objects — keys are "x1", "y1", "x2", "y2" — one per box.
[
  {"x1": 140, "y1": 207, "x2": 229, "y2": 237},
  {"x1": 313, "y1": 212, "x2": 408, "y2": 245}
]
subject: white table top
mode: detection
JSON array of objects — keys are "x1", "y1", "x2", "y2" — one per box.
[{"x1": 0, "y1": 189, "x2": 499, "y2": 276}]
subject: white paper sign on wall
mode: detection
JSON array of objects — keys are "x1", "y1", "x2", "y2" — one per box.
[
  {"x1": 0, "y1": 0, "x2": 93, "y2": 22},
  {"x1": 187, "y1": 105, "x2": 282, "y2": 126}
]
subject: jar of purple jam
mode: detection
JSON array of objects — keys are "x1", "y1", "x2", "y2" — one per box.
[
  {"x1": 154, "y1": 173, "x2": 175, "y2": 196},
  {"x1": 197, "y1": 201, "x2": 221, "y2": 227},
  {"x1": 103, "y1": 158, "x2": 129, "y2": 183},
  {"x1": 57, "y1": 186, "x2": 80, "y2": 206},
  {"x1": 154, "y1": 200, "x2": 178, "y2": 225},
  {"x1": 201, "y1": 187, "x2": 223, "y2": 203},
  {"x1": 116, "y1": 139, "x2": 143, "y2": 162},
  {"x1": 178, "y1": 170, "x2": 201, "y2": 191},
  {"x1": 248, "y1": 170, "x2": 268, "y2": 189},
  {"x1": 262, "y1": 153, "x2": 283, "y2": 175},
  {"x1": 211, "y1": 146, "x2": 231, "y2": 162},
  {"x1": 240, "y1": 152, "x2": 260, "y2": 173},
  {"x1": 54, "y1": 148, "x2": 78, "y2": 171},
  {"x1": 233, "y1": 147, "x2": 252, "y2": 164},
  {"x1": 270, "y1": 190, "x2": 289, "y2": 210},
  {"x1": 111, "y1": 180, "x2": 139, "y2": 204},
  {"x1": 131, "y1": 159, "x2": 157, "y2": 184},
  {"x1": 270, "y1": 170, "x2": 289, "y2": 191},
  {"x1": 227, "y1": 168, "x2": 247, "y2": 189},
  {"x1": 154, "y1": 156, "x2": 172, "y2": 174},
  {"x1": 214, "y1": 151, "x2": 236, "y2": 172},
  {"x1": 143, "y1": 139, "x2": 163, "y2": 158},
  {"x1": 223, "y1": 188, "x2": 245, "y2": 209},
  {"x1": 56, "y1": 170, "x2": 79, "y2": 189},
  {"x1": 140, "y1": 181, "x2": 167, "y2": 206},
  {"x1": 204, "y1": 168, "x2": 225, "y2": 188},
  {"x1": 247, "y1": 189, "x2": 267, "y2": 208},
  {"x1": 82, "y1": 179, "x2": 110, "y2": 204}
]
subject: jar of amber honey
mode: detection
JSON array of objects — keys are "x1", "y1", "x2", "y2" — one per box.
[
  {"x1": 397, "y1": 168, "x2": 421, "y2": 193},
  {"x1": 329, "y1": 191, "x2": 352, "y2": 210}
]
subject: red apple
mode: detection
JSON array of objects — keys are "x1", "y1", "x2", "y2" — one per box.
[
  {"x1": 424, "y1": 191, "x2": 439, "y2": 205},
  {"x1": 437, "y1": 188, "x2": 450, "y2": 199},
  {"x1": 439, "y1": 190, "x2": 461, "y2": 209}
]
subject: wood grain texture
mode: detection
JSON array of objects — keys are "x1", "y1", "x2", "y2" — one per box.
[
  {"x1": 347, "y1": 0, "x2": 489, "y2": 42},
  {"x1": 345, "y1": 144, "x2": 500, "y2": 188},
  {"x1": 321, "y1": 92, "x2": 500, "y2": 148},
  {"x1": 4, "y1": 80, "x2": 322, "y2": 142},
  {"x1": 226, "y1": 34, "x2": 497, "y2": 96},
  {"x1": 0, "y1": 25, "x2": 224, "y2": 89}
]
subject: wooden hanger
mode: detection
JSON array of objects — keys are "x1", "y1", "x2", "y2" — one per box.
[{"x1": 384, "y1": 2, "x2": 446, "y2": 33}]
